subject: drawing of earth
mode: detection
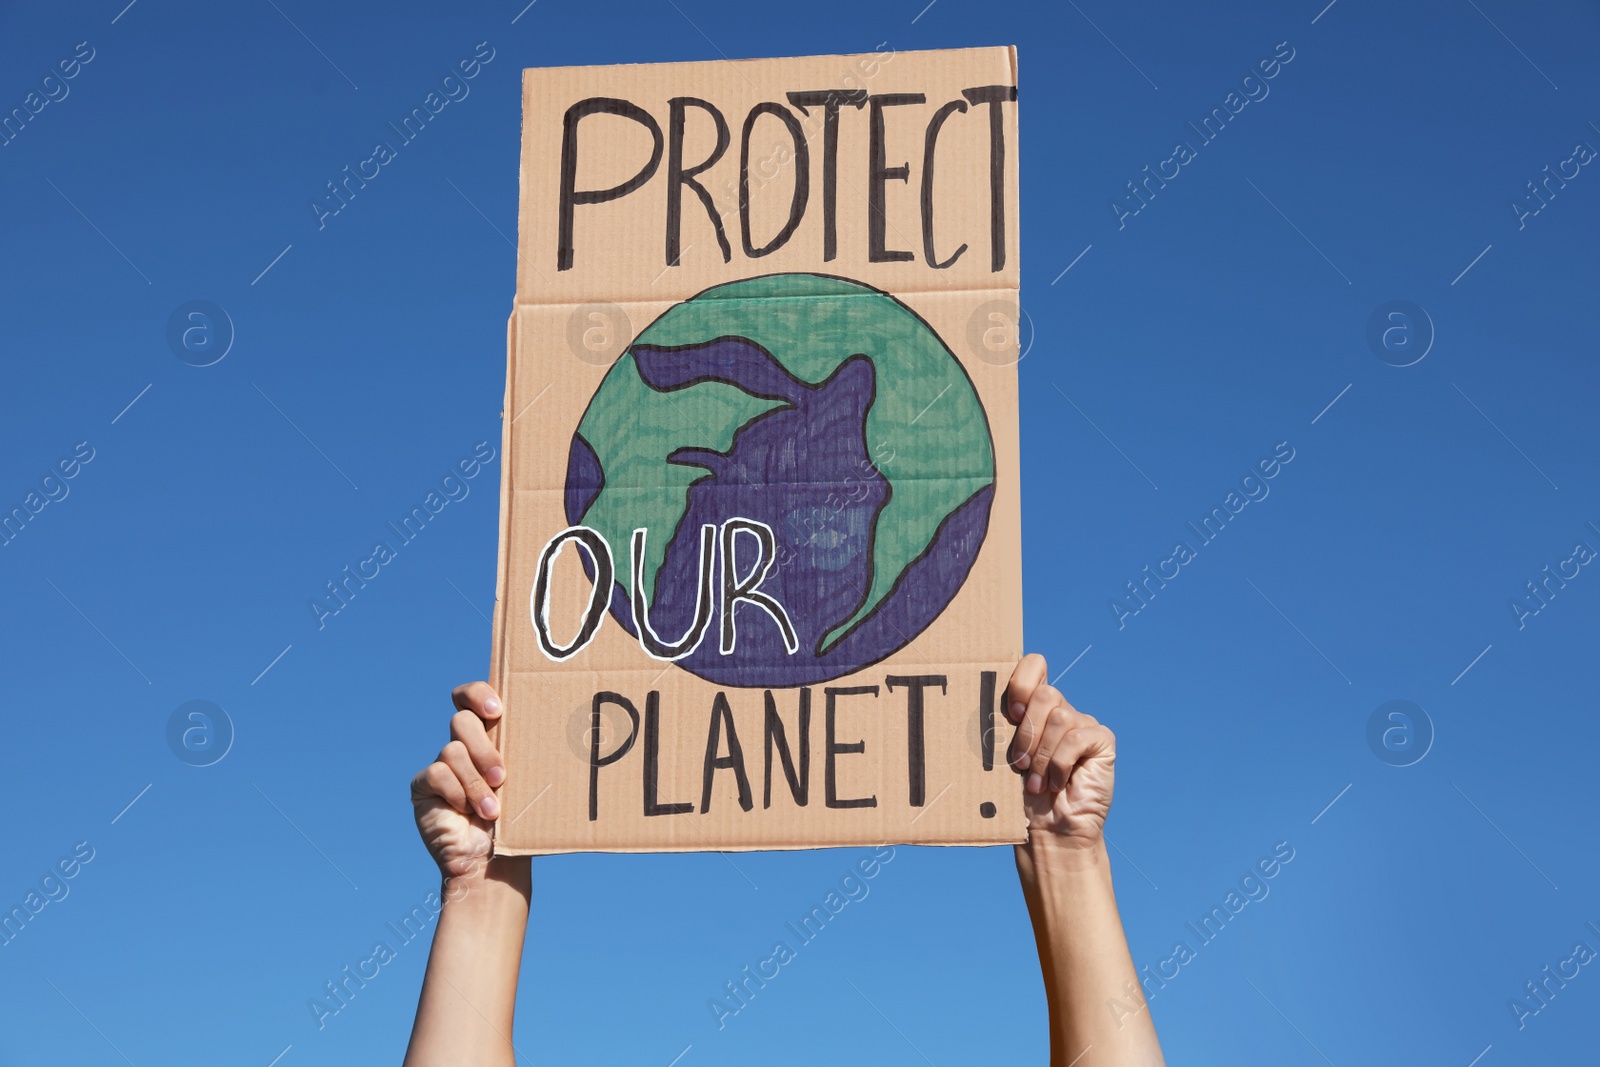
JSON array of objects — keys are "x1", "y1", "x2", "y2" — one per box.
[{"x1": 564, "y1": 273, "x2": 995, "y2": 687}]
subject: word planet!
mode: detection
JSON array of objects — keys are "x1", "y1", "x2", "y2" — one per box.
[{"x1": 561, "y1": 273, "x2": 995, "y2": 687}]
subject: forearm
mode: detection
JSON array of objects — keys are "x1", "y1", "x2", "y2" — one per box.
[
  {"x1": 403, "y1": 861, "x2": 531, "y2": 1067},
  {"x1": 1016, "y1": 839, "x2": 1163, "y2": 1067}
]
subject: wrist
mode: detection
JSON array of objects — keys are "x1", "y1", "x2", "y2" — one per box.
[
  {"x1": 439, "y1": 856, "x2": 532, "y2": 914},
  {"x1": 1018, "y1": 835, "x2": 1109, "y2": 877}
]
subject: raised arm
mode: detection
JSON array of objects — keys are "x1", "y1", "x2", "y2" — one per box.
[
  {"x1": 1005, "y1": 653, "x2": 1164, "y2": 1067},
  {"x1": 404, "y1": 682, "x2": 530, "y2": 1067}
]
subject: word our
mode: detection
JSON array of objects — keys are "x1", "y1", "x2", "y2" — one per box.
[{"x1": 533, "y1": 518, "x2": 797, "y2": 663}]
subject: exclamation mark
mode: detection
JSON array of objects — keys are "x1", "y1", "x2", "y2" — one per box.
[{"x1": 978, "y1": 670, "x2": 997, "y2": 818}]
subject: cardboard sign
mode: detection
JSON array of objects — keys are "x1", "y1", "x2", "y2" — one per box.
[{"x1": 489, "y1": 46, "x2": 1023, "y2": 854}]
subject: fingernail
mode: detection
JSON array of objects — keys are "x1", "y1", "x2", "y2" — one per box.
[
  {"x1": 1026, "y1": 773, "x2": 1043, "y2": 795},
  {"x1": 1010, "y1": 702, "x2": 1026, "y2": 721},
  {"x1": 486, "y1": 765, "x2": 505, "y2": 787},
  {"x1": 1014, "y1": 751, "x2": 1030, "y2": 771},
  {"x1": 485, "y1": 697, "x2": 502, "y2": 716},
  {"x1": 480, "y1": 795, "x2": 499, "y2": 818}
]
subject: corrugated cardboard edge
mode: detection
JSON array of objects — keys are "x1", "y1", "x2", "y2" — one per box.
[
  {"x1": 486, "y1": 89, "x2": 527, "y2": 853},
  {"x1": 494, "y1": 837, "x2": 1019, "y2": 857},
  {"x1": 491, "y1": 45, "x2": 1027, "y2": 857}
]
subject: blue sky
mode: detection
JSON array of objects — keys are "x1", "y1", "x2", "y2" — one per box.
[{"x1": 2, "y1": 0, "x2": 1598, "y2": 1064}]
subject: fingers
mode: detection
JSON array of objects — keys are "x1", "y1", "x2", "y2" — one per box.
[
  {"x1": 1037, "y1": 723, "x2": 1114, "y2": 795},
  {"x1": 1024, "y1": 703, "x2": 1075, "y2": 794},
  {"x1": 1008, "y1": 680, "x2": 1107, "y2": 791},
  {"x1": 412, "y1": 682, "x2": 506, "y2": 824},
  {"x1": 439, "y1": 740, "x2": 499, "y2": 820},
  {"x1": 452, "y1": 681, "x2": 503, "y2": 723},
  {"x1": 451, "y1": 709, "x2": 506, "y2": 788},
  {"x1": 1009, "y1": 682, "x2": 1068, "y2": 772},
  {"x1": 411, "y1": 761, "x2": 467, "y2": 814},
  {"x1": 1004, "y1": 653, "x2": 1048, "y2": 726}
]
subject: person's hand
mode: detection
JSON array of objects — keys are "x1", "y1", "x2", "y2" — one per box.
[
  {"x1": 411, "y1": 682, "x2": 511, "y2": 885},
  {"x1": 1004, "y1": 653, "x2": 1116, "y2": 850},
  {"x1": 404, "y1": 683, "x2": 531, "y2": 1067},
  {"x1": 1005, "y1": 654, "x2": 1165, "y2": 1065}
]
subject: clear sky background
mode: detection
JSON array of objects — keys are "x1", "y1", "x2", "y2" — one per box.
[{"x1": 3, "y1": 1, "x2": 1598, "y2": 1064}]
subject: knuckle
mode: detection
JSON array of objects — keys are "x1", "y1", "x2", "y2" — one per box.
[
  {"x1": 1046, "y1": 707, "x2": 1069, "y2": 728},
  {"x1": 441, "y1": 739, "x2": 467, "y2": 762},
  {"x1": 453, "y1": 681, "x2": 490, "y2": 708},
  {"x1": 453, "y1": 758, "x2": 486, "y2": 789}
]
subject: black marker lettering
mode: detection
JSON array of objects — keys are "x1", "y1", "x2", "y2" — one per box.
[
  {"x1": 701, "y1": 692, "x2": 753, "y2": 813},
  {"x1": 763, "y1": 687, "x2": 811, "y2": 808},
  {"x1": 644, "y1": 691, "x2": 692, "y2": 816},
  {"x1": 786, "y1": 90, "x2": 867, "y2": 261},
  {"x1": 739, "y1": 102, "x2": 810, "y2": 258},
  {"x1": 557, "y1": 97, "x2": 663, "y2": 271},
  {"x1": 920, "y1": 99, "x2": 968, "y2": 269},
  {"x1": 824, "y1": 685, "x2": 879, "y2": 809},
  {"x1": 666, "y1": 97, "x2": 731, "y2": 266},
  {"x1": 866, "y1": 93, "x2": 924, "y2": 263},
  {"x1": 978, "y1": 670, "x2": 997, "y2": 771},
  {"x1": 589, "y1": 692, "x2": 640, "y2": 821},
  {"x1": 959, "y1": 85, "x2": 1017, "y2": 271},
  {"x1": 886, "y1": 675, "x2": 945, "y2": 807}
]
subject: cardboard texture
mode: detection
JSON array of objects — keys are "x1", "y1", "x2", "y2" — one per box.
[{"x1": 490, "y1": 46, "x2": 1023, "y2": 854}]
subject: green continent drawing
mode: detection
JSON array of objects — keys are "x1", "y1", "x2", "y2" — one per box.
[{"x1": 563, "y1": 272, "x2": 995, "y2": 686}]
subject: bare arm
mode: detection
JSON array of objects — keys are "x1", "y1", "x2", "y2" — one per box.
[
  {"x1": 1005, "y1": 654, "x2": 1164, "y2": 1067},
  {"x1": 404, "y1": 682, "x2": 530, "y2": 1067}
]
